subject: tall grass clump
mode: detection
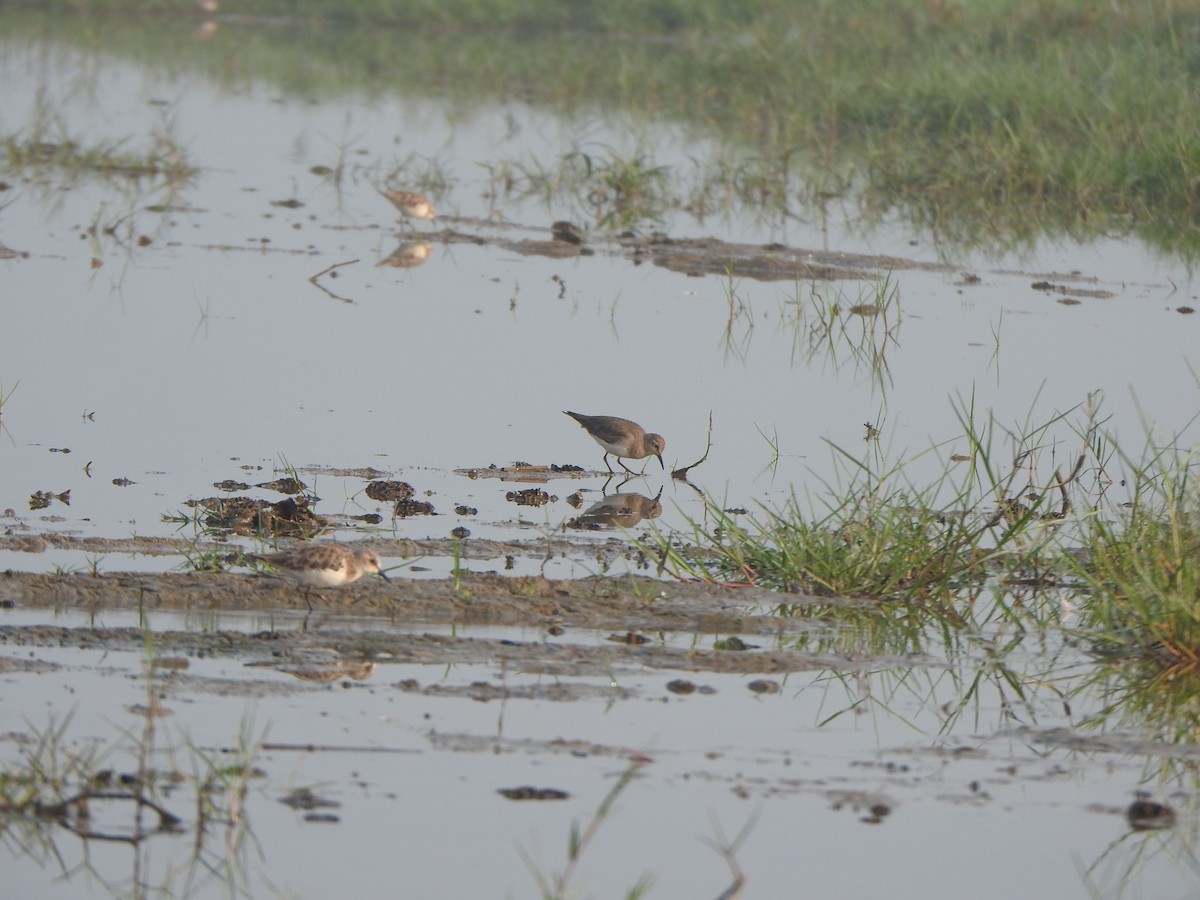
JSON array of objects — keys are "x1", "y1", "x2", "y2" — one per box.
[
  {"x1": 1071, "y1": 449, "x2": 1200, "y2": 667},
  {"x1": 1061, "y1": 447, "x2": 1200, "y2": 759},
  {"x1": 647, "y1": 393, "x2": 1116, "y2": 616},
  {"x1": 656, "y1": 482, "x2": 988, "y2": 601},
  {"x1": 653, "y1": 444, "x2": 1071, "y2": 604}
]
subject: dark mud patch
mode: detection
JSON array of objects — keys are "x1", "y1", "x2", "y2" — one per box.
[
  {"x1": 442, "y1": 226, "x2": 952, "y2": 281},
  {"x1": 432, "y1": 220, "x2": 1146, "y2": 295}
]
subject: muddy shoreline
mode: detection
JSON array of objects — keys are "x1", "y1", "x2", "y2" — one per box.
[{"x1": 0, "y1": 569, "x2": 907, "y2": 678}]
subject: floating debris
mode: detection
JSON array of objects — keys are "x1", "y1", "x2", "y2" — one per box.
[
  {"x1": 607, "y1": 632, "x2": 650, "y2": 646},
  {"x1": 497, "y1": 786, "x2": 569, "y2": 801},
  {"x1": 30, "y1": 489, "x2": 70, "y2": 510},
  {"x1": 280, "y1": 788, "x2": 341, "y2": 811},
  {"x1": 713, "y1": 636, "x2": 757, "y2": 651},
  {"x1": 506, "y1": 488, "x2": 552, "y2": 507},
  {"x1": 666, "y1": 679, "x2": 696, "y2": 694}
]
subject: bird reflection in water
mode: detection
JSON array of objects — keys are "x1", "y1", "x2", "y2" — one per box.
[
  {"x1": 378, "y1": 241, "x2": 434, "y2": 269},
  {"x1": 565, "y1": 490, "x2": 663, "y2": 530},
  {"x1": 279, "y1": 661, "x2": 378, "y2": 683}
]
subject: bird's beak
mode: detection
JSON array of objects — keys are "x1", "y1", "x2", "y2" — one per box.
[
  {"x1": 656, "y1": 454, "x2": 665, "y2": 469},
  {"x1": 378, "y1": 569, "x2": 392, "y2": 582}
]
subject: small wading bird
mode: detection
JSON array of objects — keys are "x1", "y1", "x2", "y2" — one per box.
[
  {"x1": 564, "y1": 411, "x2": 666, "y2": 474},
  {"x1": 380, "y1": 189, "x2": 436, "y2": 225},
  {"x1": 250, "y1": 544, "x2": 389, "y2": 609},
  {"x1": 551, "y1": 220, "x2": 584, "y2": 245}
]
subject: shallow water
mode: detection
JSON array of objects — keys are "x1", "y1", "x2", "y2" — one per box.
[
  {"x1": 2, "y1": 15, "x2": 1199, "y2": 900},
  {"x1": 3, "y1": 606, "x2": 1194, "y2": 900},
  {"x1": 1, "y1": 30, "x2": 1198, "y2": 577}
]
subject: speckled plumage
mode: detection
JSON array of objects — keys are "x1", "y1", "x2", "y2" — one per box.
[{"x1": 251, "y1": 545, "x2": 388, "y2": 607}]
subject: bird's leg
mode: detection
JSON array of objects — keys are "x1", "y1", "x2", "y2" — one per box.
[
  {"x1": 620, "y1": 458, "x2": 639, "y2": 474},
  {"x1": 604, "y1": 453, "x2": 615, "y2": 473}
]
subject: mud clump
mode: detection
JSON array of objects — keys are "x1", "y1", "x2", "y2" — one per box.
[
  {"x1": 506, "y1": 488, "x2": 552, "y2": 507},
  {"x1": 394, "y1": 498, "x2": 435, "y2": 517},
  {"x1": 366, "y1": 480, "x2": 414, "y2": 502},
  {"x1": 187, "y1": 495, "x2": 325, "y2": 537},
  {"x1": 256, "y1": 477, "x2": 306, "y2": 494}
]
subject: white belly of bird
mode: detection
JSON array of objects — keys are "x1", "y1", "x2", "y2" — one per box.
[
  {"x1": 595, "y1": 438, "x2": 627, "y2": 456},
  {"x1": 293, "y1": 566, "x2": 352, "y2": 588}
]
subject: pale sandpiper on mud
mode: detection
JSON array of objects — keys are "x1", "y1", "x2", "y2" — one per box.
[{"x1": 250, "y1": 544, "x2": 389, "y2": 609}]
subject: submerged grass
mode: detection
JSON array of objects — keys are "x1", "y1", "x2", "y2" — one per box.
[
  {"x1": 1, "y1": 88, "x2": 195, "y2": 187},
  {"x1": 1070, "y1": 442, "x2": 1200, "y2": 668},
  {"x1": 520, "y1": 759, "x2": 652, "y2": 900},
  {"x1": 0, "y1": 650, "x2": 261, "y2": 894},
  {"x1": 651, "y1": 393, "x2": 1090, "y2": 599},
  {"x1": 2, "y1": 132, "x2": 195, "y2": 184},
  {"x1": 648, "y1": 393, "x2": 1200, "y2": 676},
  {"x1": 783, "y1": 274, "x2": 900, "y2": 392},
  {"x1": 0, "y1": 379, "x2": 17, "y2": 417},
  {"x1": 2, "y1": 2, "x2": 1199, "y2": 254}
]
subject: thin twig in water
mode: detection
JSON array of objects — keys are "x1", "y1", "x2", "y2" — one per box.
[
  {"x1": 672, "y1": 411, "x2": 714, "y2": 481},
  {"x1": 308, "y1": 258, "x2": 359, "y2": 303}
]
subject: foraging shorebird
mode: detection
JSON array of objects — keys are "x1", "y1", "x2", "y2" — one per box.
[
  {"x1": 380, "y1": 189, "x2": 436, "y2": 225},
  {"x1": 249, "y1": 544, "x2": 389, "y2": 609},
  {"x1": 564, "y1": 411, "x2": 666, "y2": 474}
]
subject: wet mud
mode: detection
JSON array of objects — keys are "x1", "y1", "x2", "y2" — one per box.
[
  {"x1": 0, "y1": 566, "x2": 892, "y2": 680},
  {"x1": 452, "y1": 224, "x2": 956, "y2": 281}
]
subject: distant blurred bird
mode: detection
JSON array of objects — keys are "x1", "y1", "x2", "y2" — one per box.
[
  {"x1": 551, "y1": 220, "x2": 584, "y2": 245},
  {"x1": 380, "y1": 190, "x2": 436, "y2": 225},
  {"x1": 281, "y1": 661, "x2": 378, "y2": 683}
]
